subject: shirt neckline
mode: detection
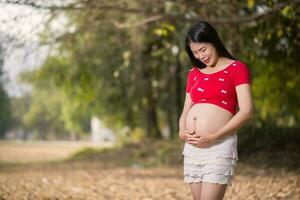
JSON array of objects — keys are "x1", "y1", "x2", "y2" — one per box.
[{"x1": 197, "y1": 60, "x2": 237, "y2": 75}]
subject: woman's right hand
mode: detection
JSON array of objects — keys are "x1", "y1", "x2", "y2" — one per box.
[{"x1": 179, "y1": 129, "x2": 193, "y2": 141}]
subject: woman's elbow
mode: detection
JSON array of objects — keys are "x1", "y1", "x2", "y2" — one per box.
[
  {"x1": 241, "y1": 107, "x2": 254, "y2": 120},
  {"x1": 248, "y1": 108, "x2": 254, "y2": 120}
]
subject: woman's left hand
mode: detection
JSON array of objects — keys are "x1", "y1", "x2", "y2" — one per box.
[{"x1": 187, "y1": 133, "x2": 217, "y2": 148}]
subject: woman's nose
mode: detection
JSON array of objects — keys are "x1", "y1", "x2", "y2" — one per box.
[{"x1": 195, "y1": 53, "x2": 201, "y2": 60}]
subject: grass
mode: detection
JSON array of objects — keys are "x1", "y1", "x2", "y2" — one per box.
[
  {"x1": 69, "y1": 139, "x2": 183, "y2": 168},
  {"x1": 1, "y1": 127, "x2": 299, "y2": 171},
  {"x1": 68, "y1": 130, "x2": 300, "y2": 171}
]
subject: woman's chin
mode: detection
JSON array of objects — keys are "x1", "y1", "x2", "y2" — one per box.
[{"x1": 205, "y1": 63, "x2": 212, "y2": 67}]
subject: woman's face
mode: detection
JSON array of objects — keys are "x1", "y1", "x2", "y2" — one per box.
[{"x1": 189, "y1": 42, "x2": 219, "y2": 67}]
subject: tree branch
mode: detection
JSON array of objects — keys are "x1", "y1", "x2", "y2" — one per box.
[
  {"x1": 1, "y1": 0, "x2": 143, "y2": 13},
  {"x1": 207, "y1": 1, "x2": 298, "y2": 25},
  {"x1": 112, "y1": 0, "x2": 300, "y2": 29},
  {"x1": 2, "y1": 0, "x2": 299, "y2": 30},
  {"x1": 112, "y1": 15, "x2": 163, "y2": 29}
]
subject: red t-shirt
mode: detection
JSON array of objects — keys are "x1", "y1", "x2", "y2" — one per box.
[{"x1": 186, "y1": 60, "x2": 251, "y2": 114}]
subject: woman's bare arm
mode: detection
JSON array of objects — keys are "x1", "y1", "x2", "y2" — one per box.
[
  {"x1": 178, "y1": 93, "x2": 193, "y2": 140},
  {"x1": 212, "y1": 84, "x2": 254, "y2": 140}
]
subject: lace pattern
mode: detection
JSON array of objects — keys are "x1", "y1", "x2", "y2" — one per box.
[
  {"x1": 182, "y1": 135, "x2": 238, "y2": 186},
  {"x1": 184, "y1": 173, "x2": 235, "y2": 186},
  {"x1": 183, "y1": 156, "x2": 237, "y2": 186}
]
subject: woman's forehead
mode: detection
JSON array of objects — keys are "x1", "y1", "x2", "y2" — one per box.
[{"x1": 190, "y1": 42, "x2": 209, "y2": 50}]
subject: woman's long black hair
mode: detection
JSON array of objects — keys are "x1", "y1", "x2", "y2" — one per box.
[{"x1": 185, "y1": 21, "x2": 235, "y2": 68}]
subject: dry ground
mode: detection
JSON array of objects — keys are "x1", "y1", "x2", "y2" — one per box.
[
  {"x1": 0, "y1": 141, "x2": 113, "y2": 163},
  {"x1": 0, "y1": 141, "x2": 299, "y2": 200}
]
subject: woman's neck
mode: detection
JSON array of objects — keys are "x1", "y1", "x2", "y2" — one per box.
[{"x1": 208, "y1": 57, "x2": 226, "y2": 69}]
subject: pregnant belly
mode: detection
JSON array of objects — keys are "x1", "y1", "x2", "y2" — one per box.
[{"x1": 186, "y1": 103, "x2": 234, "y2": 135}]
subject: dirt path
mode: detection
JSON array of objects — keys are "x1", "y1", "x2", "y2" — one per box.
[
  {"x1": 0, "y1": 141, "x2": 299, "y2": 199},
  {"x1": 0, "y1": 141, "x2": 113, "y2": 163}
]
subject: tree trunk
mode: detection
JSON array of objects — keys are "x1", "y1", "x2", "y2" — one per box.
[
  {"x1": 174, "y1": 45, "x2": 183, "y2": 138},
  {"x1": 144, "y1": 66, "x2": 161, "y2": 138}
]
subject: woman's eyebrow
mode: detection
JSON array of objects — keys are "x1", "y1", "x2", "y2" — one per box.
[{"x1": 192, "y1": 47, "x2": 205, "y2": 52}]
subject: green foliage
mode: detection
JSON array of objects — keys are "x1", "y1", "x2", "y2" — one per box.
[
  {"x1": 70, "y1": 147, "x2": 113, "y2": 161},
  {"x1": 0, "y1": 45, "x2": 11, "y2": 137},
  {"x1": 0, "y1": 86, "x2": 11, "y2": 137},
  {"x1": 20, "y1": 80, "x2": 69, "y2": 139},
  {"x1": 69, "y1": 139, "x2": 183, "y2": 167},
  {"x1": 68, "y1": 133, "x2": 300, "y2": 169},
  {"x1": 241, "y1": 1, "x2": 300, "y2": 125},
  {"x1": 20, "y1": 68, "x2": 91, "y2": 139},
  {"x1": 15, "y1": 0, "x2": 300, "y2": 140}
]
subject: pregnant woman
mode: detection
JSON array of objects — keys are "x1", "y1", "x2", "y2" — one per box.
[{"x1": 179, "y1": 21, "x2": 254, "y2": 200}]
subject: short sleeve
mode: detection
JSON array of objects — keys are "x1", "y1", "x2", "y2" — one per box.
[
  {"x1": 185, "y1": 68, "x2": 196, "y2": 93},
  {"x1": 233, "y1": 62, "x2": 251, "y2": 86}
]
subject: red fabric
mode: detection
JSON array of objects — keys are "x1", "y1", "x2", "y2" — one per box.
[{"x1": 185, "y1": 60, "x2": 251, "y2": 114}]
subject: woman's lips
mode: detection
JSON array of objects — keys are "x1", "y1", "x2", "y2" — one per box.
[{"x1": 203, "y1": 58, "x2": 210, "y2": 64}]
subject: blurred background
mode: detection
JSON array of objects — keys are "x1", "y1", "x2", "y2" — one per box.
[{"x1": 0, "y1": 0, "x2": 299, "y2": 199}]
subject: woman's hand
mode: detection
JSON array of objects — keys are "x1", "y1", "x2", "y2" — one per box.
[
  {"x1": 187, "y1": 133, "x2": 217, "y2": 148},
  {"x1": 179, "y1": 129, "x2": 193, "y2": 142}
]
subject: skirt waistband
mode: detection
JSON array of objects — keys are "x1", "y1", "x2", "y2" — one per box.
[{"x1": 182, "y1": 134, "x2": 238, "y2": 158}]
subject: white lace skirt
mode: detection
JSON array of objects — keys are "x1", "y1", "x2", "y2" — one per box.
[{"x1": 182, "y1": 134, "x2": 238, "y2": 186}]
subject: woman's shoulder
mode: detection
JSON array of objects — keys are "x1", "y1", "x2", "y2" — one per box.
[
  {"x1": 189, "y1": 66, "x2": 200, "y2": 72},
  {"x1": 187, "y1": 66, "x2": 201, "y2": 75},
  {"x1": 234, "y1": 60, "x2": 249, "y2": 68},
  {"x1": 226, "y1": 60, "x2": 250, "y2": 74}
]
